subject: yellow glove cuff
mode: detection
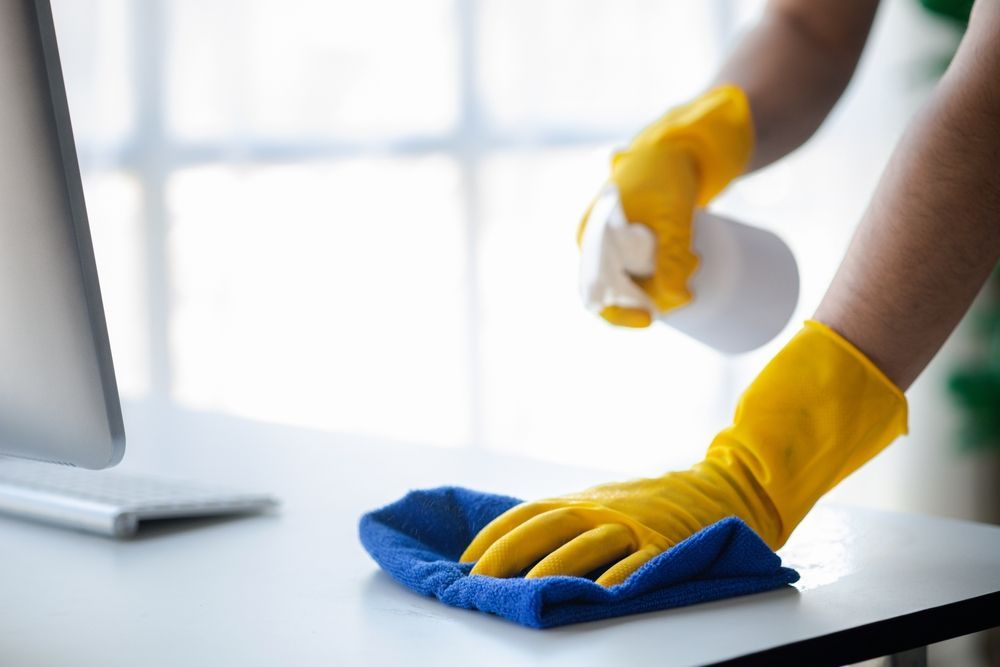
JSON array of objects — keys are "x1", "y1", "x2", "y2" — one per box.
[
  {"x1": 631, "y1": 84, "x2": 754, "y2": 206},
  {"x1": 706, "y1": 320, "x2": 908, "y2": 548}
]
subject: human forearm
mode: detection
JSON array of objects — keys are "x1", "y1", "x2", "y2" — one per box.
[
  {"x1": 815, "y1": 2, "x2": 1000, "y2": 392},
  {"x1": 714, "y1": 0, "x2": 879, "y2": 171}
]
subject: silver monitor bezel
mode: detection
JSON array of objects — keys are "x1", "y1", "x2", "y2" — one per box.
[{"x1": 0, "y1": 0, "x2": 126, "y2": 468}]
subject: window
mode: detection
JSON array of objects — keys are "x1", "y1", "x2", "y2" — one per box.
[{"x1": 55, "y1": 0, "x2": 956, "y2": 481}]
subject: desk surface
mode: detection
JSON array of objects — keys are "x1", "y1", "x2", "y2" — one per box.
[{"x1": 1, "y1": 403, "x2": 999, "y2": 666}]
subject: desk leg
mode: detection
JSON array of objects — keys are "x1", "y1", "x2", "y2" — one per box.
[{"x1": 888, "y1": 646, "x2": 928, "y2": 667}]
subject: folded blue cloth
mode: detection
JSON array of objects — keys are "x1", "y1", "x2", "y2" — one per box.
[{"x1": 359, "y1": 486, "x2": 799, "y2": 629}]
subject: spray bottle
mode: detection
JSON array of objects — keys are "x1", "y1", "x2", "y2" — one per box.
[{"x1": 580, "y1": 187, "x2": 799, "y2": 354}]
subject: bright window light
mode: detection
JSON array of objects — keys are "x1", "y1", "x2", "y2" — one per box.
[
  {"x1": 53, "y1": 0, "x2": 960, "y2": 489},
  {"x1": 167, "y1": 158, "x2": 470, "y2": 445}
]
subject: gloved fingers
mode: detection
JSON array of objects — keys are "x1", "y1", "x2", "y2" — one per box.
[
  {"x1": 459, "y1": 501, "x2": 567, "y2": 563},
  {"x1": 611, "y1": 148, "x2": 699, "y2": 316},
  {"x1": 468, "y1": 508, "x2": 598, "y2": 579},
  {"x1": 595, "y1": 543, "x2": 664, "y2": 587},
  {"x1": 634, "y1": 239, "x2": 698, "y2": 314},
  {"x1": 600, "y1": 305, "x2": 652, "y2": 328},
  {"x1": 612, "y1": 146, "x2": 699, "y2": 225},
  {"x1": 625, "y1": 230, "x2": 696, "y2": 317},
  {"x1": 525, "y1": 523, "x2": 636, "y2": 580}
]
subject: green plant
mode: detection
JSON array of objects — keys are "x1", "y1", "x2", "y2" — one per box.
[{"x1": 949, "y1": 269, "x2": 1000, "y2": 451}]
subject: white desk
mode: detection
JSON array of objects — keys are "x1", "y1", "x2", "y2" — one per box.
[{"x1": 1, "y1": 403, "x2": 998, "y2": 666}]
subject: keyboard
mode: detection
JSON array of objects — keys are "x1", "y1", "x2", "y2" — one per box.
[{"x1": 0, "y1": 458, "x2": 279, "y2": 537}]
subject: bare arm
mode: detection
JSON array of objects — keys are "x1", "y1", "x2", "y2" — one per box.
[
  {"x1": 714, "y1": 0, "x2": 880, "y2": 170},
  {"x1": 815, "y1": 1, "x2": 1000, "y2": 391}
]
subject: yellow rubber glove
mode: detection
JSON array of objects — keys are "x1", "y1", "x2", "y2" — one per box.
[
  {"x1": 460, "y1": 320, "x2": 908, "y2": 587},
  {"x1": 579, "y1": 85, "x2": 754, "y2": 328}
]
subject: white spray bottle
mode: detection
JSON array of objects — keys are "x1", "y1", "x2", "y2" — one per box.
[{"x1": 580, "y1": 187, "x2": 799, "y2": 354}]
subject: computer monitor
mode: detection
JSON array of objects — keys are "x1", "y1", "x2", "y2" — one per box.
[{"x1": 0, "y1": 0, "x2": 125, "y2": 469}]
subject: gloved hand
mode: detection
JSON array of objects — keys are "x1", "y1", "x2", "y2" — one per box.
[
  {"x1": 460, "y1": 320, "x2": 908, "y2": 586},
  {"x1": 578, "y1": 85, "x2": 753, "y2": 328}
]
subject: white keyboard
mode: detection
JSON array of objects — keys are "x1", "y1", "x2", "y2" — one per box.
[{"x1": 0, "y1": 458, "x2": 279, "y2": 537}]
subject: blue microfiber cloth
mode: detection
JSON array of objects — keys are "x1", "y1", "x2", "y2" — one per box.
[{"x1": 359, "y1": 486, "x2": 799, "y2": 629}]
